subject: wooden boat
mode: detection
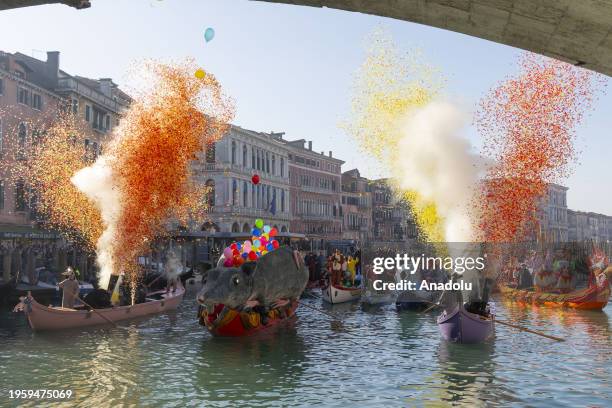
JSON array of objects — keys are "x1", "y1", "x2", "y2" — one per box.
[
  {"x1": 499, "y1": 275, "x2": 610, "y2": 310},
  {"x1": 322, "y1": 283, "x2": 362, "y2": 304},
  {"x1": 198, "y1": 301, "x2": 298, "y2": 337},
  {"x1": 18, "y1": 283, "x2": 185, "y2": 331},
  {"x1": 437, "y1": 303, "x2": 495, "y2": 344}
]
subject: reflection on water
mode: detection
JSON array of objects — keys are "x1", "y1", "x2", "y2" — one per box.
[{"x1": 0, "y1": 287, "x2": 611, "y2": 407}]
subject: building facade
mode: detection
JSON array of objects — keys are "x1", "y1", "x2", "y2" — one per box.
[
  {"x1": 0, "y1": 50, "x2": 130, "y2": 284},
  {"x1": 538, "y1": 183, "x2": 569, "y2": 243},
  {"x1": 284, "y1": 139, "x2": 344, "y2": 244},
  {"x1": 192, "y1": 126, "x2": 292, "y2": 234},
  {"x1": 568, "y1": 210, "x2": 612, "y2": 243},
  {"x1": 340, "y1": 169, "x2": 372, "y2": 243},
  {"x1": 371, "y1": 179, "x2": 417, "y2": 242}
]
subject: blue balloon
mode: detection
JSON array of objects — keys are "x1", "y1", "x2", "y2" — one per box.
[
  {"x1": 266, "y1": 243, "x2": 273, "y2": 251},
  {"x1": 236, "y1": 242, "x2": 242, "y2": 250},
  {"x1": 263, "y1": 225, "x2": 271, "y2": 234},
  {"x1": 204, "y1": 27, "x2": 215, "y2": 43},
  {"x1": 241, "y1": 252, "x2": 248, "y2": 259},
  {"x1": 252, "y1": 228, "x2": 261, "y2": 236}
]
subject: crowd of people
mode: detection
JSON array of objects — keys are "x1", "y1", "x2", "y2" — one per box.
[{"x1": 302, "y1": 248, "x2": 362, "y2": 288}]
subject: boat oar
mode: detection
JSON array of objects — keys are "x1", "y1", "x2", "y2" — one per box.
[
  {"x1": 77, "y1": 296, "x2": 119, "y2": 328},
  {"x1": 297, "y1": 300, "x2": 349, "y2": 331},
  {"x1": 420, "y1": 300, "x2": 564, "y2": 342},
  {"x1": 494, "y1": 319, "x2": 565, "y2": 342}
]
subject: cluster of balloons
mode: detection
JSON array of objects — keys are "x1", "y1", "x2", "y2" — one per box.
[{"x1": 222, "y1": 219, "x2": 280, "y2": 267}]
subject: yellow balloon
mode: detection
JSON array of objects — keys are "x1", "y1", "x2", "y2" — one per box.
[{"x1": 194, "y1": 69, "x2": 206, "y2": 79}]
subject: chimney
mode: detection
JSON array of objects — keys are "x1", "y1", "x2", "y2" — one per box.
[
  {"x1": 46, "y1": 51, "x2": 59, "y2": 88},
  {"x1": 329, "y1": 151, "x2": 332, "y2": 157},
  {"x1": 308, "y1": 141, "x2": 312, "y2": 150},
  {"x1": 99, "y1": 78, "x2": 113, "y2": 97}
]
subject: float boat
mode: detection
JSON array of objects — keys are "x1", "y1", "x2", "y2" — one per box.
[
  {"x1": 322, "y1": 283, "x2": 362, "y2": 304},
  {"x1": 198, "y1": 301, "x2": 298, "y2": 337},
  {"x1": 499, "y1": 274, "x2": 610, "y2": 310},
  {"x1": 437, "y1": 303, "x2": 495, "y2": 344},
  {"x1": 16, "y1": 283, "x2": 185, "y2": 331}
]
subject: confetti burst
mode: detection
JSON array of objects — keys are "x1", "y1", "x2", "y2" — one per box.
[
  {"x1": 475, "y1": 53, "x2": 605, "y2": 243},
  {"x1": 342, "y1": 28, "x2": 447, "y2": 242},
  {"x1": 76, "y1": 60, "x2": 235, "y2": 289}
]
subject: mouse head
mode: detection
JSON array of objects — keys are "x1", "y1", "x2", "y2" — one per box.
[{"x1": 197, "y1": 262, "x2": 256, "y2": 308}]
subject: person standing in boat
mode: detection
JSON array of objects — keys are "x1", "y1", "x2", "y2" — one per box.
[{"x1": 58, "y1": 267, "x2": 80, "y2": 309}]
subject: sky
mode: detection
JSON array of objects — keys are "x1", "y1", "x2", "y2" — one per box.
[{"x1": 0, "y1": 0, "x2": 610, "y2": 214}]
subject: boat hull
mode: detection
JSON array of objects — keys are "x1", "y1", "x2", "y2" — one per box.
[
  {"x1": 437, "y1": 304, "x2": 494, "y2": 344},
  {"x1": 22, "y1": 286, "x2": 185, "y2": 331},
  {"x1": 499, "y1": 277, "x2": 610, "y2": 311},
  {"x1": 322, "y1": 284, "x2": 362, "y2": 304},
  {"x1": 199, "y1": 301, "x2": 298, "y2": 337}
]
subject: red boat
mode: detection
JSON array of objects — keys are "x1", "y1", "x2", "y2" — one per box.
[{"x1": 198, "y1": 301, "x2": 298, "y2": 337}]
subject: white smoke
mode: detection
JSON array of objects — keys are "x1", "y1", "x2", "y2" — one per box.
[
  {"x1": 393, "y1": 101, "x2": 482, "y2": 242},
  {"x1": 164, "y1": 247, "x2": 183, "y2": 280},
  {"x1": 71, "y1": 156, "x2": 122, "y2": 290}
]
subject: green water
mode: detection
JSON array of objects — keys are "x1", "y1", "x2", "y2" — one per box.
[{"x1": 1, "y1": 284, "x2": 611, "y2": 407}]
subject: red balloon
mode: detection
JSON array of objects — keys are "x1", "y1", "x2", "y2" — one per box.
[
  {"x1": 232, "y1": 249, "x2": 240, "y2": 257},
  {"x1": 272, "y1": 240, "x2": 280, "y2": 249},
  {"x1": 248, "y1": 250, "x2": 258, "y2": 261},
  {"x1": 269, "y1": 227, "x2": 278, "y2": 237},
  {"x1": 251, "y1": 174, "x2": 260, "y2": 185},
  {"x1": 230, "y1": 243, "x2": 237, "y2": 250}
]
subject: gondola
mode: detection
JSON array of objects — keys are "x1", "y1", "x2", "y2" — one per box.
[
  {"x1": 16, "y1": 283, "x2": 185, "y2": 331},
  {"x1": 437, "y1": 303, "x2": 495, "y2": 344},
  {"x1": 321, "y1": 282, "x2": 362, "y2": 304},
  {"x1": 499, "y1": 274, "x2": 610, "y2": 310}
]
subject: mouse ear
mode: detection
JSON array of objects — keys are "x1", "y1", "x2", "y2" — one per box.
[{"x1": 241, "y1": 262, "x2": 257, "y2": 276}]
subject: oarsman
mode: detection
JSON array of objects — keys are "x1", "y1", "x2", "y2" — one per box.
[{"x1": 58, "y1": 267, "x2": 80, "y2": 309}]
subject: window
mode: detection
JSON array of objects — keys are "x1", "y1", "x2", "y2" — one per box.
[
  {"x1": 205, "y1": 179, "x2": 215, "y2": 207},
  {"x1": 242, "y1": 145, "x2": 247, "y2": 166},
  {"x1": 272, "y1": 155, "x2": 275, "y2": 175},
  {"x1": 0, "y1": 180, "x2": 4, "y2": 210},
  {"x1": 14, "y1": 70, "x2": 24, "y2": 78},
  {"x1": 251, "y1": 148, "x2": 255, "y2": 169},
  {"x1": 15, "y1": 180, "x2": 26, "y2": 211},
  {"x1": 280, "y1": 158, "x2": 285, "y2": 177},
  {"x1": 231, "y1": 140, "x2": 236, "y2": 164},
  {"x1": 17, "y1": 123, "x2": 27, "y2": 159},
  {"x1": 205, "y1": 142, "x2": 215, "y2": 163},
  {"x1": 243, "y1": 181, "x2": 248, "y2": 206},
  {"x1": 85, "y1": 105, "x2": 91, "y2": 122},
  {"x1": 93, "y1": 109, "x2": 105, "y2": 131},
  {"x1": 232, "y1": 179, "x2": 238, "y2": 205},
  {"x1": 17, "y1": 87, "x2": 29, "y2": 105},
  {"x1": 72, "y1": 99, "x2": 78, "y2": 114},
  {"x1": 281, "y1": 190, "x2": 285, "y2": 213},
  {"x1": 32, "y1": 93, "x2": 42, "y2": 110},
  {"x1": 105, "y1": 115, "x2": 110, "y2": 131},
  {"x1": 266, "y1": 152, "x2": 270, "y2": 173},
  {"x1": 256, "y1": 149, "x2": 260, "y2": 170}
]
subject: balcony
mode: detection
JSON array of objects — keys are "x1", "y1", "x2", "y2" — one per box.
[
  {"x1": 210, "y1": 205, "x2": 291, "y2": 221},
  {"x1": 56, "y1": 77, "x2": 123, "y2": 113}
]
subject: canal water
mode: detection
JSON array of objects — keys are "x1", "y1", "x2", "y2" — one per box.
[{"x1": 1, "y1": 283, "x2": 610, "y2": 407}]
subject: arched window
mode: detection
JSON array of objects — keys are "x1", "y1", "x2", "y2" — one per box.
[
  {"x1": 232, "y1": 179, "x2": 238, "y2": 205},
  {"x1": 206, "y1": 142, "x2": 215, "y2": 164},
  {"x1": 243, "y1": 181, "x2": 248, "y2": 206},
  {"x1": 281, "y1": 226, "x2": 287, "y2": 233},
  {"x1": 281, "y1": 190, "x2": 285, "y2": 213},
  {"x1": 242, "y1": 145, "x2": 247, "y2": 166},
  {"x1": 231, "y1": 140, "x2": 236, "y2": 164},
  {"x1": 205, "y1": 179, "x2": 215, "y2": 207},
  {"x1": 231, "y1": 222, "x2": 240, "y2": 233},
  {"x1": 242, "y1": 223, "x2": 250, "y2": 233}
]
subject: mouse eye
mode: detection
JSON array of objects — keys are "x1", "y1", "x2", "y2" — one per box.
[{"x1": 232, "y1": 276, "x2": 240, "y2": 286}]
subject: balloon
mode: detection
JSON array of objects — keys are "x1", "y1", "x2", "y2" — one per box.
[
  {"x1": 232, "y1": 257, "x2": 241, "y2": 267},
  {"x1": 269, "y1": 228, "x2": 278, "y2": 237},
  {"x1": 242, "y1": 252, "x2": 248, "y2": 259},
  {"x1": 232, "y1": 249, "x2": 240, "y2": 257},
  {"x1": 223, "y1": 258, "x2": 233, "y2": 267},
  {"x1": 272, "y1": 240, "x2": 279, "y2": 249},
  {"x1": 263, "y1": 233, "x2": 269, "y2": 240},
  {"x1": 260, "y1": 237, "x2": 267, "y2": 246},
  {"x1": 194, "y1": 69, "x2": 206, "y2": 79},
  {"x1": 261, "y1": 250, "x2": 268, "y2": 256},
  {"x1": 243, "y1": 241, "x2": 252, "y2": 251},
  {"x1": 251, "y1": 174, "x2": 260, "y2": 185},
  {"x1": 204, "y1": 27, "x2": 215, "y2": 43},
  {"x1": 248, "y1": 251, "x2": 258, "y2": 261},
  {"x1": 255, "y1": 219, "x2": 264, "y2": 229},
  {"x1": 236, "y1": 242, "x2": 242, "y2": 251},
  {"x1": 263, "y1": 225, "x2": 271, "y2": 234},
  {"x1": 223, "y1": 247, "x2": 233, "y2": 258},
  {"x1": 251, "y1": 228, "x2": 261, "y2": 237},
  {"x1": 266, "y1": 243, "x2": 273, "y2": 251},
  {"x1": 253, "y1": 239, "x2": 261, "y2": 248},
  {"x1": 230, "y1": 243, "x2": 237, "y2": 250}
]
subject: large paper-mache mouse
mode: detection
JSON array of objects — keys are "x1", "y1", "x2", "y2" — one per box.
[{"x1": 197, "y1": 246, "x2": 308, "y2": 309}]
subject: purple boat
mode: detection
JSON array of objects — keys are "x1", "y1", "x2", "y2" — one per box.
[{"x1": 437, "y1": 304, "x2": 494, "y2": 344}]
